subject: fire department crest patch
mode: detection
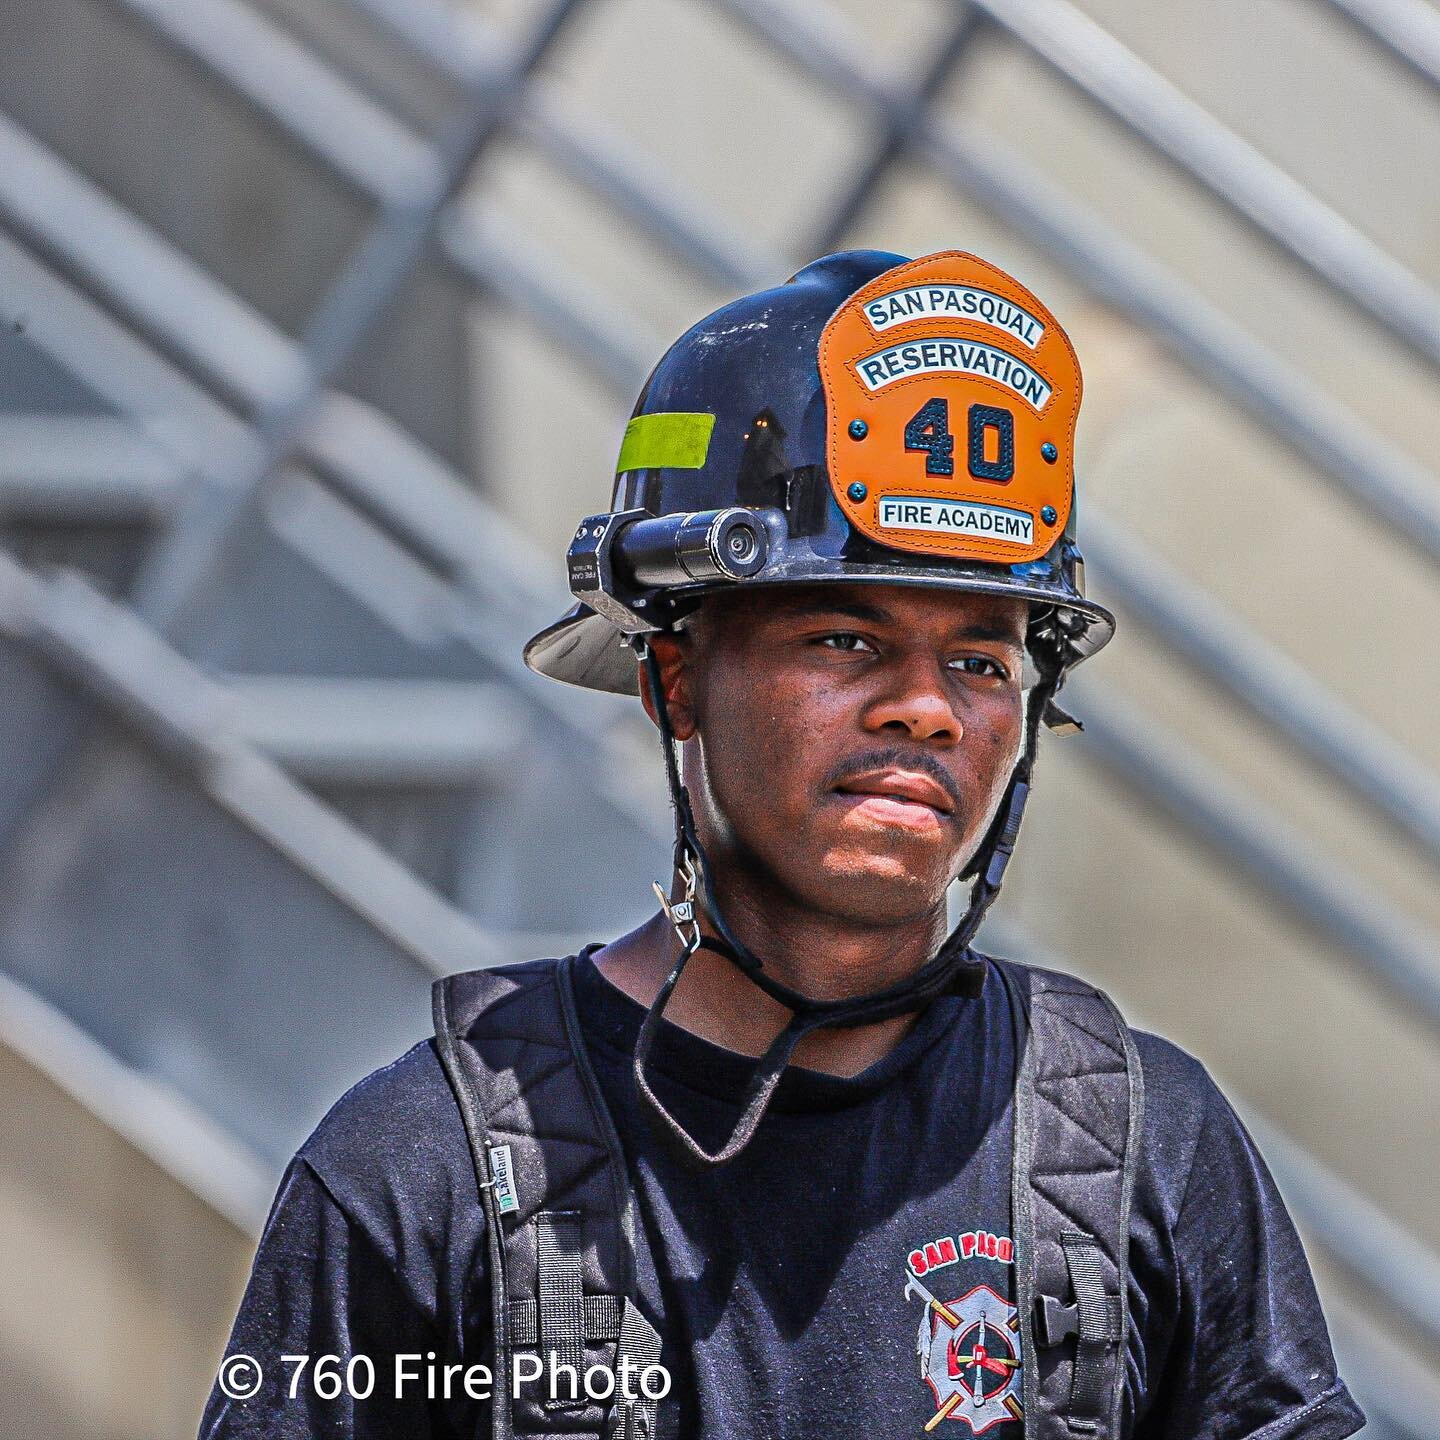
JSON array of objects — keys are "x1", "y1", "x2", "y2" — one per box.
[{"x1": 906, "y1": 1272, "x2": 1023, "y2": 1433}]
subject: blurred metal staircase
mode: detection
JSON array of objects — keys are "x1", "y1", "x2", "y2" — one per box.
[{"x1": 0, "y1": 0, "x2": 1438, "y2": 1435}]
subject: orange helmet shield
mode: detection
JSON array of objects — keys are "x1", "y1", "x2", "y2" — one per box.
[{"x1": 819, "y1": 251, "x2": 1081, "y2": 567}]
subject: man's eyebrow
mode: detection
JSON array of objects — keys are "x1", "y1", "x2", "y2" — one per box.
[
  {"x1": 787, "y1": 599, "x2": 891, "y2": 625},
  {"x1": 776, "y1": 597, "x2": 1025, "y2": 645}
]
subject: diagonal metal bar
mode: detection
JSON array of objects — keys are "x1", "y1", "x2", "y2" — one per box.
[
  {"x1": 713, "y1": 0, "x2": 1440, "y2": 573},
  {"x1": 0, "y1": 417, "x2": 183, "y2": 521},
  {"x1": 967, "y1": 0, "x2": 1440, "y2": 371},
  {"x1": 113, "y1": 0, "x2": 780, "y2": 294},
  {"x1": 1327, "y1": 1313, "x2": 1440, "y2": 1440},
  {"x1": 127, "y1": 0, "x2": 590, "y2": 631},
  {"x1": 1320, "y1": 0, "x2": 1440, "y2": 94},
  {"x1": 1244, "y1": 1114, "x2": 1440, "y2": 1353},
  {"x1": 439, "y1": 203, "x2": 657, "y2": 393},
  {"x1": 114, "y1": 0, "x2": 439, "y2": 205},
  {"x1": 1065, "y1": 677, "x2": 1440, "y2": 1037},
  {"x1": 0, "y1": 549, "x2": 503, "y2": 976},
  {"x1": 0, "y1": 969, "x2": 274, "y2": 1233},
  {"x1": 0, "y1": 128, "x2": 606, "y2": 619},
  {"x1": 810, "y1": 3, "x2": 987, "y2": 256},
  {"x1": 341, "y1": 0, "x2": 783, "y2": 290},
  {"x1": 1083, "y1": 511, "x2": 1440, "y2": 862},
  {"x1": 0, "y1": 106, "x2": 310, "y2": 414},
  {"x1": 0, "y1": 231, "x2": 667, "y2": 839}
]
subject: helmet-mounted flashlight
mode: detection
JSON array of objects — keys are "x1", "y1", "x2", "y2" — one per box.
[{"x1": 566, "y1": 506, "x2": 772, "y2": 631}]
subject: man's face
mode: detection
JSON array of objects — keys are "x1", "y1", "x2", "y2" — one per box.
[{"x1": 649, "y1": 583, "x2": 1029, "y2": 928}]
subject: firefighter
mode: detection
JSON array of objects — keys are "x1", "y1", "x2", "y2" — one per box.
[{"x1": 201, "y1": 251, "x2": 1363, "y2": 1440}]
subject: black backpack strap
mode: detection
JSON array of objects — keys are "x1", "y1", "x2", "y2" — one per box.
[
  {"x1": 433, "y1": 954, "x2": 664, "y2": 1440},
  {"x1": 993, "y1": 957, "x2": 1145, "y2": 1440}
]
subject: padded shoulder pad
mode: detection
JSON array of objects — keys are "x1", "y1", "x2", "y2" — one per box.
[
  {"x1": 992, "y1": 958, "x2": 1145, "y2": 1440},
  {"x1": 433, "y1": 957, "x2": 650, "y2": 1440}
]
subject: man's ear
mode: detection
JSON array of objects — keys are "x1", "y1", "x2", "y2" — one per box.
[{"x1": 637, "y1": 631, "x2": 697, "y2": 741}]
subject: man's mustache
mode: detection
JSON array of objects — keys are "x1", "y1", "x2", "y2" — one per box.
[{"x1": 819, "y1": 746, "x2": 966, "y2": 816}]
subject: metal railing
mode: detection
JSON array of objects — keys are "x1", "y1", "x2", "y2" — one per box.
[
  {"x1": 8, "y1": 90, "x2": 1439, "y2": 1033},
  {"x1": 2, "y1": 0, "x2": 1434, "y2": 1059}
]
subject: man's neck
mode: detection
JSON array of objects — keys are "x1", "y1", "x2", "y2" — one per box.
[{"x1": 590, "y1": 880, "x2": 948, "y2": 1079}]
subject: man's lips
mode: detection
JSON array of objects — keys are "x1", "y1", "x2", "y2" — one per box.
[{"x1": 831, "y1": 768, "x2": 956, "y2": 817}]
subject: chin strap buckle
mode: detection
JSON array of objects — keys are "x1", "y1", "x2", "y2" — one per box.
[{"x1": 652, "y1": 852, "x2": 702, "y2": 955}]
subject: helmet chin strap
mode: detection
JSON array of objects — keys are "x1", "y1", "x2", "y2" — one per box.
[{"x1": 632, "y1": 641, "x2": 1059, "y2": 1168}]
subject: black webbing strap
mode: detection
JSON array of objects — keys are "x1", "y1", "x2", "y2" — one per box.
[
  {"x1": 994, "y1": 956, "x2": 1143, "y2": 1440},
  {"x1": 508, "y1": 1294, "x2": 624, "y2": 1346},
  {"x1": 432, "y1": 977, "x2": 517, "y2": 1440},
  {"x1": 433, "y1": 959, "x2": 668, "y2": 1440},
  {"x1": 1060, "y1": 1231, "x2": 1123, "y2": 1430},
  {"x1": 536, "y1": 1211, "x2": 586, "y2": 1409}
]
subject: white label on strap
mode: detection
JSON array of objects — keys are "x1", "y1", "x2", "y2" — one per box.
[{"x1": 488, "y1": 1143, "x2": 519, "y2": 1214}]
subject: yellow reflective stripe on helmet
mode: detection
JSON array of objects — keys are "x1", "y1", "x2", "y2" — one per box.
[{"x1": 615, "y1": 412, "x2": 715, "y2": 473}]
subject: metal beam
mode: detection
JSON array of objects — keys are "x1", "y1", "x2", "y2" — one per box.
[
  {"x1": 1321, "y1": 0, "x2": 1440, "y2": 94},
  {"x1": 226, "y1": 677, "x2": 524, "y2": 785},
  {"x1": 808, "y1": 4, "x2": 986, "y2": 256},
  {"x1": 0, "y1": 416, "x2": 182, "y2": 520},
  {"x1": 109, "y1": 0, "x2": 753, "y2": 378},
  {"x1": 0, "y1": 550, "x2": 503, "y2": 976},
  {"x1": 129, "y1": 0, "x2": 591, "y2": 631},
  {"x1": 0, "y1": 234, "x2": 666, "y2": 841},
  {"x1": 437, "y1": 203, "x2": 656, "y2": 393},
  {"x1": 0, "y1": 108, "x2": 309, "y2": 414},
  {"x1": 0, "y1": 132, "x2": 582, "y2": 626},
  {"x1": 0, "y1": 968, "x2": 273, "y2": 1233},
  {"x1": 1084, "y1": 511, "x2": 1440, "y2": 862},
  {"x1": 1246, "y1": 1114, "x2": 1440, "y2": 1353},
  {"x1": 1066, "y1": 678, "x2": 1440, "y2": 1036},
  {"x1": 341, "y1": 0, "x2": 784, "y2": 289},
  {"x1": 114, "y1": 0, "x2": 438, "y2": 205}
]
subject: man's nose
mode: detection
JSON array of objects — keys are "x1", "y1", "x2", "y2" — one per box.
[{"x1": 862, "y1": 653, "x2": 963, "y2": 744}]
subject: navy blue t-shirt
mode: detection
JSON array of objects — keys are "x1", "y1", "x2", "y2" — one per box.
[{"x1": 199, "y1": 952, "x2": 1364, "y2": 1439}]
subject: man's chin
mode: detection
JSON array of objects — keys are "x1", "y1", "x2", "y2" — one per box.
[{"x1": 797, "y1": 852, "x2": 954, "y2": 927}]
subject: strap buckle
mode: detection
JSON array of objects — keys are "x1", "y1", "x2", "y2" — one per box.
[
  {"x1": 1035, "y1": 1292, "x2": 1081, "y2": 1347},
  {"x1": 652, "y1": 852, "x2": 702, "y2": 955}
]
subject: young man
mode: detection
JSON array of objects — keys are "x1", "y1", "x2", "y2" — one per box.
[{"x1": 200, "y1": 251, "x2": 1364, "y2": 1439}]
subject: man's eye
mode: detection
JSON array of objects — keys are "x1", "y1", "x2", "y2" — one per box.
[
  {"x1": 950, "y1": 655, "x2": 1008, "y2": 679},
  {"x1": 818, "y1": 633, "x2": 874, "y2": 653}
]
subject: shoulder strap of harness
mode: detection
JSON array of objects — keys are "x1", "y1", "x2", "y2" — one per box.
[
  {"x1": 432, "y1": 954, "x2": 664, "y2": 1440},
  {"x1": 991, "y1": 956, "x2": 1146, "y2": 1440}
]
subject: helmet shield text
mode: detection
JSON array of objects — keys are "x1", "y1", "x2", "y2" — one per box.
[{"x1": 820, "y1": 252, "x2": 1081, "y2": 567}]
